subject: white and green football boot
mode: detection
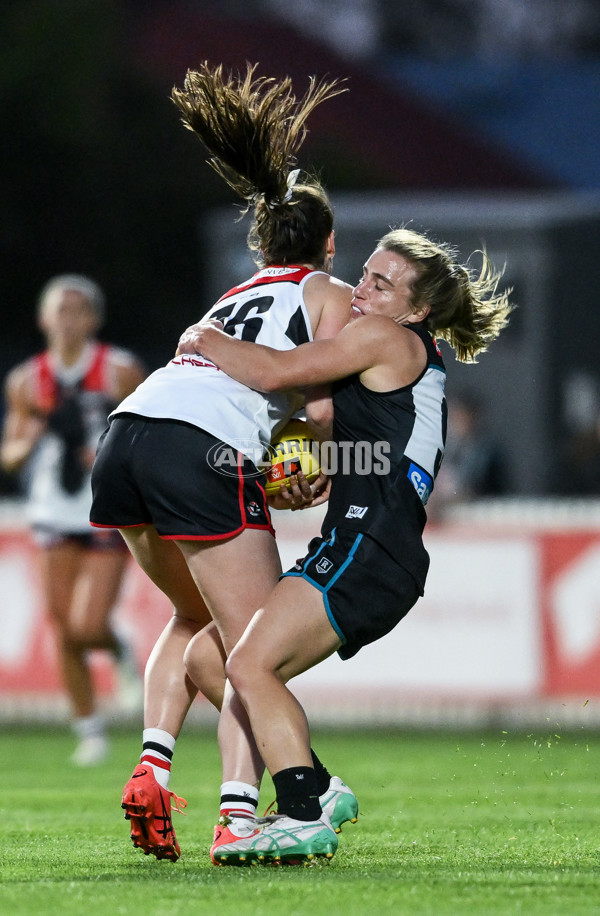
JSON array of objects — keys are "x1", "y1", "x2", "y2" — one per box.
[
  {"x1": 319, "y1": 776, "x2": 359, "y2": 833},
  {"x1": 212, "y1": 813, "x2": 338, "y2": 866}
]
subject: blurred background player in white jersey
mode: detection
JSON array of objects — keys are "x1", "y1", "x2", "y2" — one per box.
[
  {"x1": 89, "y1": 63, "x2": 356, "y2": 862},
  {"x1": 1, "y1": 274, "x2": 146, "y2": 765}
]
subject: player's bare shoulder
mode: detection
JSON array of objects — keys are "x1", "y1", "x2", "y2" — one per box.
[
  {"x1": 303, "y1": 272, "x2": 352, "y2": 339},
  {"x1": 305, "y1": 271, "x2": 352, "y2": 299},
  {"x1": 356, "y1": 316, "x2": 428, "y2": 390}
]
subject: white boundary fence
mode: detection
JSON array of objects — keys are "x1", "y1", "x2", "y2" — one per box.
[{"x1": 2, "y1": 498, "x2": 600, "y2": 729}]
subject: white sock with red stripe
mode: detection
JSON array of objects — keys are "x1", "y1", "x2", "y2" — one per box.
[
  {"x1": 219, "y1": 781, "x2": 259, "y2": 820},
  {"x1": 141, "y1": 728, "x2": 175, "y2": 789}
]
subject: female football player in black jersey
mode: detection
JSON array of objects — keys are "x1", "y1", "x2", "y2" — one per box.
[{"x1": 180, "y1": 226, "x2": 513, "y2": 865}]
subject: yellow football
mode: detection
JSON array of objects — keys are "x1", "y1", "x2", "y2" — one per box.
[{"x1": 265, "y1": 419, "x2": 321, "y2": 496}]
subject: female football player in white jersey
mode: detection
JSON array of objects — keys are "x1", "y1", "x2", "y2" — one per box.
[
  {"x1": 0, "y1": 274, "x2": 146, "y2": 765},
  {"x1": 180, "y1": 226, "x2": 513, "y2": 865},
  {"x1": 89, "y1": 63, "x2": 355, "y2": 861}
]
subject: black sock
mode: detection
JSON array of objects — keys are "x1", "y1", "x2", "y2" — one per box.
[
  {"x1": 310, "y1": 748, "x2": 332, "y2": 796},
  {"x1": 272, "y1": 766, "x2": 322, "y2": 821}
]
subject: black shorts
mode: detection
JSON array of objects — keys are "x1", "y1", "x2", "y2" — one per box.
[
  {"x1": 32, "y1": 526, "x2": 127, "y2": 552},
  {"x1": 90, "y1": 414, "x2": 274, "y2": 540},
  {"x1": 282, "y1": 527, "x2": 420, "y2": 660}
]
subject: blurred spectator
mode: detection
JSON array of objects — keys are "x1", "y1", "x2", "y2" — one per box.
[
  {"x1": 261, "y1": 0, "x2": 382, "y2": 59},
  {"x1": 429, "y1": 390, "x2": 508, "y2": 518},
  {"x1": 468, "y1": 0, "x2": 599, "y2": 60},
  {"x1": 560, "y1": 422, "x2": 600, "y2": 494},
  {"x1": 557, "y1": 370, "x2": 600, "y2": 494},
  {"x1": 0, "y1": 275, "x2": 146, "y2": 765},
  {"x1": 262, "y1": 0, "x2": 600, "y2": 60}
]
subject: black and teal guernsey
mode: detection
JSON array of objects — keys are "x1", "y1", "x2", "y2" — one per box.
[{"x1": 321, "y1": 322, "x2": 447, "y2": 591}]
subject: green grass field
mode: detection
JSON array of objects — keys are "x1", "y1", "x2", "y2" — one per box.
[{"x1": 2, "y1": 724, "x2": 599, "y2": 915}]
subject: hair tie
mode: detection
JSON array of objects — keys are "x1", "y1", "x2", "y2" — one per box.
[{"x1": 282, "y1": 169, "x2": 301, "y2": 203}]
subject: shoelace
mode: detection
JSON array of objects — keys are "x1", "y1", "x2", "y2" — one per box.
[{"x1": 168, "y1": 791, "x2": 188, "y2": 815}]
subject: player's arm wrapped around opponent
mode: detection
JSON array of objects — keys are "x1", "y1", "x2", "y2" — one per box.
[
  {"x1": 177, "y1": 321, "x2": 332, "y2": 511},
  {"x1": 176, "y1": 312, "x2": 383, "y2": 391}
]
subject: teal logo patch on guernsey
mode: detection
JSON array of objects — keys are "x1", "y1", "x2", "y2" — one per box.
[{"x1": 407, "y1": 462, "x2": 433, "y2": 504}]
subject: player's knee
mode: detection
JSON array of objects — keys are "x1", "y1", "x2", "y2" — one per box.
[
  {"x1": 225, "y1": 642, "x2": 259, "y2": 697},
  {"x1": 183, "y1": 628, "x2": 226, "y2": 708},
  {"x1": 46, "y1": 609, "x2": 66, "y2": 635},
  {"x1": 68, "y1": 616, "x2": 107, "y2": 647},
  {"x1": 183, "y1": 632, "x2": 204, "y2": 689},
  {"x1": 224, "y1": 650, "x2": 243, "y2": 696}
]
